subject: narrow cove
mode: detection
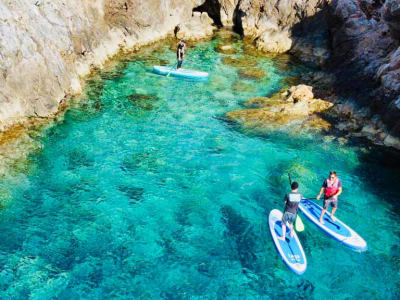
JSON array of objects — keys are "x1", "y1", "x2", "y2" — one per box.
[{"x1": 0, "y1": 33, "x2": 399, "y2": 299}]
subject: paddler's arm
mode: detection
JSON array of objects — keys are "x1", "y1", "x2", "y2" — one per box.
[{"x1": 316, "y1": 187, "x2": 325, "y2": 200}]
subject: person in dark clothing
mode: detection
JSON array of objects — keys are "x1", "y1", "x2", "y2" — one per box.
[
  {"x1": 176, "y1": 40, "x2": 185, "y2": 69},
  {"x1": 278, "y1": 181, "x2": 302, "y2": 240}
]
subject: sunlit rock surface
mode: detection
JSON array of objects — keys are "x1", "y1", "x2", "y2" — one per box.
[{"x1": 226, "y1": 85, "x2": 334, "y2": 131}]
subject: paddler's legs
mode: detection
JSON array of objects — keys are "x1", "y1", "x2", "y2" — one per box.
[
  {"x1": 319, "y1": 208, "x2": 326, "y2": 224},
  {"x1": 330, "y1": 207, "x2": 337, "y2": 222},
  {"x1": 278, "y1": 224, "x2": 287, "y2": 241},
  {"x1": 289, "y1": 223, "x2": 295, "y2": 237},
  {"x1": 177, "y1": 59, "x2": 183, "y2": 70}
]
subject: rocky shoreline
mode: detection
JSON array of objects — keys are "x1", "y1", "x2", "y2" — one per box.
[{"x1": 0, "y1": 0, "x2": 400, "y2": 153}]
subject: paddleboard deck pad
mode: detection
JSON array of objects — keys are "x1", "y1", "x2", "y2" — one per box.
[
  {"x1": 269, "y1": 209, "x2": 307, "y2": 275},
  {"x1": 152, "y1": 66, "x2": 209, "y2": 80},
  {"x1": 298, "y1": 199, "x2": 367, "y2": 251}
]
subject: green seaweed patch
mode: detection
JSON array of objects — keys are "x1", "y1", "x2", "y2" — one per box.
[
  {"x1": 238, "y1": 68, "x2": 267, "y2": 80},
  {"x1": 222, "y1": 56, "x2": 258, "y2": 68},
  {"x1": 128, "y1": 93, "x2": 160, "y2": 111},
  {"x1": 133, "y1": 55, "x2": 170, "y2": 67},
  {"x1": 232, "y1": 80, "x2": 256, "y2": 93},
  {"x1": 121, "y1": 152, "x2": 161, "y2": 173}
]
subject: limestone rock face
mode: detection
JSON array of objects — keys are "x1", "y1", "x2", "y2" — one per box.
[
  {"x1": 226, "y1": 85, "x2": 334, "y2": 131},
  {"x1": 233, "y1": 0, "x2": 331, "y2": 66},
  {"x1": 219, "y1": 0, "x2": 239, "y2": 26},
  {"x1": 0, "y1": 0, "x2": 215, "y2": 130}
]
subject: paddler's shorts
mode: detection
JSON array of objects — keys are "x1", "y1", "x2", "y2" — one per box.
[
  {"x1": 282, "y1": 211, "x2": 296, "y2": 225},
  {"x1": 323, "y1": 197, "x2": 338, "y2": 209}
]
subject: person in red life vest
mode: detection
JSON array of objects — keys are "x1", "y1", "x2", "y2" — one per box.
[{"x1": 316, "y1": 171, "x2": 342, "y2": 224}]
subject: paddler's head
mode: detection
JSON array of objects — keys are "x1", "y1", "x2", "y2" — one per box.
[
  {"x1": 329, "y1": 171, "x2": 337, "y2": 180},
  {"x1": 291, "y1": 181, "x2": 299, "y2": 192}
]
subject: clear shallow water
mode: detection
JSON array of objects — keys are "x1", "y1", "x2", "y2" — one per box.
[{"x1": 0, "y1": 35, "x2": 399, "y2": 299}]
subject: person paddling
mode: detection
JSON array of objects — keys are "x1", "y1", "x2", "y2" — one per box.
[
  {"x1": 316, "y1": 171, "x2": 342, "y2": 224},
  {"x1": 278, "y1": 181, "x2": 302, "y2": 241},
  {"x1": 176, "y1": 40, "x2": 185, "y2": 70}
]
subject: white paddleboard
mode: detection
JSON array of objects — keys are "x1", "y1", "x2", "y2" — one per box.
[
  {"x1": 152, "y1": 66, "x2": 209, "y2": 80},
  {"x1": 269, "y1": 209, "x2": 307, "y2": 275},
  {"x1": 299, "y1": 199, "x2": 367, "y2": 251}
]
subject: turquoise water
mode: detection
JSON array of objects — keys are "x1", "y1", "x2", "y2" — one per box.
[{"x1": 0, "y1": 35, "x2": 399, "y2": 299}]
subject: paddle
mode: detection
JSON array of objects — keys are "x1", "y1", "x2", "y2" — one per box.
[
  {"x1": 288, "y1": 173, "x2": 305, "y2": 232},
  {"x1": 166, "y1": 63, "x2": 178, "y2": 78}
]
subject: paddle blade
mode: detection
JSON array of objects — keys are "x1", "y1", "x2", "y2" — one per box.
[{"x1": 295, "y1": 215, "x2": 305, "y2": 232}]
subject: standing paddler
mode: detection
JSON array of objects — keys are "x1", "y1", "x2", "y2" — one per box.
[
  {"x1": 316, "y1": 171, "x2": 343, "y2": 223},
  {"x1": 176, "y1": 39, "x2": 185, "y2": 70},
  {"x1": 278, "y1": 181, "x2": 302, "y2": 240}
]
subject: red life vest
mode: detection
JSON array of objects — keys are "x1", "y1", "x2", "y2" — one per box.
[{"x1": 324, "y1": 178, "x2": 340, "y2": 198}]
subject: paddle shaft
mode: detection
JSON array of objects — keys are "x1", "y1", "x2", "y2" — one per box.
[{"x1": 166, "y1": 63, "x2": 178, "y2": 77}]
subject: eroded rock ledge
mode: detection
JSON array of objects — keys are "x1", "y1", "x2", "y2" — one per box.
[{"x1": 226, "y1": 85, "x2": 334, "y2": 132}]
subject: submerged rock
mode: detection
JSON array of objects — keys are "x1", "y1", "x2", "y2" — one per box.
[
  {"x1": 215, "y1": 44, "x2": 237, "y2": 54},
  {"x1": 282, "y1": 76, "x2": 301, "y2": 86},
  {"x1": 129, "y1": 93, "x2": 160, "y2": 111},
  {"x1": 231, "y1": 80, "x2": 256, "y2": 93},
  {"x1": 226, "y1": 84, "x2": 334, "y2": 131},
  {"x1": 222, "y1": 56, "x2": 258, "y2": 68},
  {"x1": 238, "y1": 68, "x2": 267, "y2": 80}
]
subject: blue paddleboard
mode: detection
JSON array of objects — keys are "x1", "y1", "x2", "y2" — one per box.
[
  {"x1": 269, "y1": 209, "x2": 307, "y2": 275},
  {"x1": 298, "y1": 199, "x2": 367, "y2": 251},
  {"x1": 152, "y1": 66, "x2": 209, "y2": 80}
]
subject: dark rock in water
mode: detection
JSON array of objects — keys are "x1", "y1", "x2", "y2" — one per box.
[
  {"x1": 129, "y1": 93, "x2": 160, "y2": 111},
  {"x1": 220, "y1": 205, "x2": 264, "y2": 275},
  {"x1": 297, "y1": 280, "x2": 315, "y2": 298},
  {"x1": 282, "y1": 76, "x2": 301, "y2": 86},
  {"x1": 67, "y1": 149, "x2": 94, "y2": 169},
  {"x1": 118, "y1": 185, "x2": 144, "y2": 204},
  {"x1": 238, "y1": 68, "x2": 267, "y2": 80}
]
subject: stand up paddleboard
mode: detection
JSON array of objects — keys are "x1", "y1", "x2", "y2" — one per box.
[
  {"x1": 298, "y1": 199, "x2": 367, "y2": 251},
  {"x1": 152, "y1": 66, "x2": 209, "y2": 80},
  {"x1": 269, "y1": 209, "x2": 307, "y2": 275}
]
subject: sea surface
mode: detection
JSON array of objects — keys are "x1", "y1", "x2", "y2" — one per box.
[{"x1": 0, "y1": 33, "x2": 399, "y2": 299}]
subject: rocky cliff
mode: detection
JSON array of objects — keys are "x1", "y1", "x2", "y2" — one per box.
[
  {"x1": 0, "y1": 0, "x2": 214, "y2": 131},
  {"x1": 327, "y1": 0, "x2": 400, "y2": 137}
]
